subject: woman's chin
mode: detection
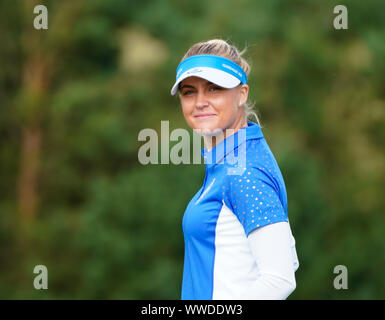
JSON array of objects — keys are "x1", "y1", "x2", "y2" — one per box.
[
  {"x1": 189, "y1": 118, "x2": 224, "y2": 136},
  {"x1": 193, "y1": 126, "x2": 223, "y2": 136}
]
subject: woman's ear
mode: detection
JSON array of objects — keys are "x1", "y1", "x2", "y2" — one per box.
[{"x1": 239, "y1": 84, "x2": 249, "y2": 106}]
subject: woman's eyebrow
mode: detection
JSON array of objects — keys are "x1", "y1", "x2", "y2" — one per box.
[
  {"x1": 180, "y1": 84, "x2": 195, "y2": 89},
  {"x1": 180, "y1": 81, "x2": 213, "y2": 89}
]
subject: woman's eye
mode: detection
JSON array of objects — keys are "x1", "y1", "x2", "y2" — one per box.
[
  {"x1": 181, "y1": 86, "x2": 221, "y2": 95},
  {"x1": 182, "y1": 90, "x2": 194, "y2": 96}
]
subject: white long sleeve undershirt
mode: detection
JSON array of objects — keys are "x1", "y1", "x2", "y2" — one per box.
[{"x1": 244, "y1": 221, "x2": 299, "y2": 300}]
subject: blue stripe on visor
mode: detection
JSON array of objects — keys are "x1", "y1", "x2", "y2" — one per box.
[{"x1": 176, "y1": 55, "x2": 248, "y2": 85}]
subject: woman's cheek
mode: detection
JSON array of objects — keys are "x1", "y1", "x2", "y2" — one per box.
[{"x1": 181, "y1": 103, "x2": 191, "y2": 118}]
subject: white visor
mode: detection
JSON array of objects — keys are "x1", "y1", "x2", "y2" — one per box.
[{"x1": 170, "y1": 67, "x2": 241, "y2": 96}]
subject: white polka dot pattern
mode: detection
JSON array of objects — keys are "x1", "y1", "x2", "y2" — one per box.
[{"x1": 223, "y1": 139, "x2": 288, "y2": 236}]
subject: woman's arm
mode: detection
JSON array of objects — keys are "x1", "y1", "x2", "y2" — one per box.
[{"x1": 244, "y1": 221, "x2": 297, "y2": 300}]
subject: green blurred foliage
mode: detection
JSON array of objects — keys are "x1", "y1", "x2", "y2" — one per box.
[{"x1": 0, "y1": 0, "x2": 384, "y2": 299}]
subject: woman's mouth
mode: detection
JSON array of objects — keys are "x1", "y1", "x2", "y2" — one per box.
[{"x1": 194, "y1": 113, "x2": 216, "y2": 119}]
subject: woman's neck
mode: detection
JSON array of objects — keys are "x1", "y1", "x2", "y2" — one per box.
[{"x1": 203, "y1": 118, "x2": 248, "y2": 151}]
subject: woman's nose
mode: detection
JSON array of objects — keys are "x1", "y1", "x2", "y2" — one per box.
[{"x1": 195, "y1": 90, "x2": 209, "y2": 108}]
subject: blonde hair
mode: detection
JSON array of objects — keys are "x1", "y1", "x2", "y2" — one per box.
[{"x1": 179, "y1": 39, "x2": 261, "y2": 126}]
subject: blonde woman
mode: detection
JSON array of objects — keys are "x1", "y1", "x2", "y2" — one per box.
[{"x1": 171, "y1": 39, "x2": 299, "y2": 300}]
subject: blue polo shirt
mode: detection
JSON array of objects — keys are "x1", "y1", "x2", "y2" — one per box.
[{"x1": 181, "y1": 121, "x2": 289, "y2": 300}]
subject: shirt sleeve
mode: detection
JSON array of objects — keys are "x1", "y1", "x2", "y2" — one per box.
[
  {"x1": 223, "y1": 166, "x2": 288, "y2": 236},
  {"x1": 243, "y1": 221, "x2": 297, "y2": 299}
]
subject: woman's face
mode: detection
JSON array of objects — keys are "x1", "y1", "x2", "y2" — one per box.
[{"x1": 178, "y1": 76, "x2": 249, "y2": 135}]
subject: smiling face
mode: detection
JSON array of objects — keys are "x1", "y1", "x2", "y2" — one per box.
[{"x1": 178, "y1": 76, "x2": 249, "y2": 136}]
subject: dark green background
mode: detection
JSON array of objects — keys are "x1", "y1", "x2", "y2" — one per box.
[{"x1": 0, "y1": 0, "x2": 384, "y2": 299}]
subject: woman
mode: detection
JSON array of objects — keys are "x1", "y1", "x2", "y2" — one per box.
[{"x1": 171, "y1": 39, "x2": 299, "y2": 300}]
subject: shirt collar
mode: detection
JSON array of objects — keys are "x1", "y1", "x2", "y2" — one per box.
[{"x1": 201, "y1": 121, "x2": 264, "y2": 167}]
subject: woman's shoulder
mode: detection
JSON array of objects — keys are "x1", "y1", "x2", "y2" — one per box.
[
  {"x1": 222, "y1": 138, "x2": 282, "y2": 189},
  {"x1": 223, "y1": 138, "x2": 274, "y2": 169}
]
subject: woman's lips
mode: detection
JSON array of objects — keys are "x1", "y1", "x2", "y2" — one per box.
[{"x1": 194, "y1": 114, "x2": 216, "y2": 119}]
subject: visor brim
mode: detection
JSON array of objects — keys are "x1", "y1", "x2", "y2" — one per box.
[{"x1": 170, "y1": 67, "x2": 241, "y2": 96}]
